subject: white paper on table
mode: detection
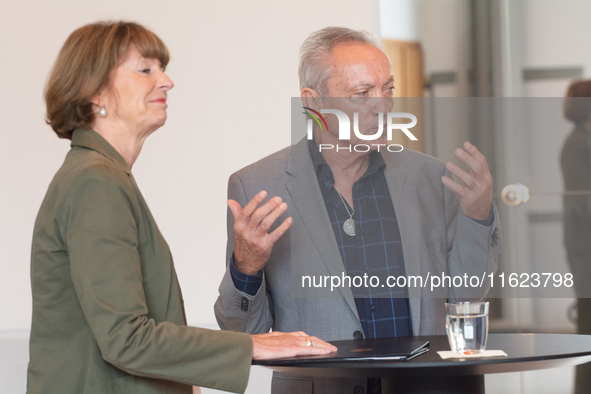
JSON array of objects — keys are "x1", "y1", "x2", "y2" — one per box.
[{"x1": 437, "y1": 350, "x2": 508, "y2": 359}]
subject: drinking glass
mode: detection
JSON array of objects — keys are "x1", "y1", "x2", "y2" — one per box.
[{"x1": 445, "y1": 302, "x2": 489, "y2": 354}]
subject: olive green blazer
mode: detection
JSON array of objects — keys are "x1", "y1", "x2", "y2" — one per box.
[{"x1": 27, "y1": 128, "x2": 252, "y2": 394}]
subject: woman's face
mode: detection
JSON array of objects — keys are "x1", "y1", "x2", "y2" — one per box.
[{"x1": 101, "y1": 44, "x2": 174, "y2": 134}]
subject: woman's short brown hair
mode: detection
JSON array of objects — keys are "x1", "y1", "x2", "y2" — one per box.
[
  {"x1": 45, "y1": 21, "x2": 170, "y2": 139},
  {"x1": 564, "y1": 80, "x2": 591, "y2": 126}
]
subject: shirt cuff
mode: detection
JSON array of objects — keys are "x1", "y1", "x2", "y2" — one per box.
[
  {"x1": 229, "y1": 254, "x2": 263, "y2": 296},
  {"x1": 470, "y1": 204, "x2": 495, "y2": 227}
]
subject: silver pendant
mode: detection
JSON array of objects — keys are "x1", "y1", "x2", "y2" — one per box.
[{"x1": 343, "y1": 218, "x2": 356, "y2": 236}]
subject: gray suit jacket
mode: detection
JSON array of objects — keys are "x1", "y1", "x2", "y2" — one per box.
[{"x1": 214, "y1": 138, "x2": 501, "y2": 393}]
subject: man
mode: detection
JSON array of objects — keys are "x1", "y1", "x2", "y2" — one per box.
[{"x1": 215, "y1": 27, "x2": 501, "y2": 393}]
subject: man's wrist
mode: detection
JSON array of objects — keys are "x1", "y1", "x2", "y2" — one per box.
[
  {"x1": 229, "y1": 253, "x2": 263, "y2": 296},
  {"x1": 469, "y1": 203, "x2": 494, "y2": 226},
  {"x1": 234, "y1": 256, "x2": 261, "y2": 276}
]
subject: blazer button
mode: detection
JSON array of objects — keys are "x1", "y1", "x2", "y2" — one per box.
[
  {"x1": 241, "y1": 297, "x2": 249, "y2": 312},
  {"x1": 353, "y1": 330, "x2": 363, "y2": 340},
  {"x1": 354, "y1": 386, "x2": 365, "y2": 394},
  {"x1": 369, "y1": 304, "x2": 375, "y2": 311}
]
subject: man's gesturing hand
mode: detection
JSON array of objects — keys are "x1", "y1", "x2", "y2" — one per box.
[
  {"x1": 228, "y1": 190, "x2": 292, "y2": 275},
  {"x1": 441, "y1": 141, "x2": 493, "y2": 221},
  {"x1": 252, "y1": 331, "x2": 337, "y2": 360}
]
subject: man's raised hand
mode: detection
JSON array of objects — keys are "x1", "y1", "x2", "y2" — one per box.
[
  {"x1": 228, "y1": 190, "x2": 292, "y2": 275},
  {"x1": 441, "y1": 141, "x2": 493, "y2": 221}
]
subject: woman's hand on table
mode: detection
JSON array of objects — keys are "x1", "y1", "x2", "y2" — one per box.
[{"x1": 252, "y1": 331, "x2": 337, "y2": 360}]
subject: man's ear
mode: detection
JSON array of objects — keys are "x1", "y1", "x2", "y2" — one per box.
[{"x1": 301, "y1": 88, "x2": 323, "y2": 111}]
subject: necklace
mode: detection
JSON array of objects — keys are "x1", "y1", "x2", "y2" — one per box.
[{"x1": 336, "y1": 189, "x2": 356, "y2": 236}]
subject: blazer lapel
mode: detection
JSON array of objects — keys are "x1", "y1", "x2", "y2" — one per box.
[
  {"x1": 384, "y1": 157, "x2": 422, "y2": 336},
  {"x1": 285, "y1": 139, "x2": 360, "y2": 321}
]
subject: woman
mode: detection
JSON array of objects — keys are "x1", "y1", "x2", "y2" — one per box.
[
  {"x1": 27, "y1": 21, "x2": 335, "y2": 394},
  {"x1": 561, "y1": 79, "x2": 591, "y2": 394}
]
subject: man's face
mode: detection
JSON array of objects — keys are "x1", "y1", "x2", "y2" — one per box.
[{"x1": 320, "y1": 42, "x2": 395, "y2": 147}]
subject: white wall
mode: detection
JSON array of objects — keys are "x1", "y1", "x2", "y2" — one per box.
[{"x1": 378, "y1": 0, "x2": 418, "y2": 41}]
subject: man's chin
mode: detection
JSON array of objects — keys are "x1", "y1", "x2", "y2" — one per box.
[{"x1": 366, "y1": 137, "x2": 389, "y2": 149}]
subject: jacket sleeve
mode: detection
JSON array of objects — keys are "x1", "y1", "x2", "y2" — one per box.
[
  {"x1": 442, "y1": 167, "x2": 502, "y2": 301},
  {"x1": 214, "y1": 173, "x2": 274, "y2": 334},
  {"x1": 63, "y1": 167, "x2": 253, "y2": 393}
]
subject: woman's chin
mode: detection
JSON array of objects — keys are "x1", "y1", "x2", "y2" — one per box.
[{"x1": 150, "y1": 115, "x2": 168, "y2": 129}]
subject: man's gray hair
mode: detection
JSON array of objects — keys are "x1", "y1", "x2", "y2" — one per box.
[{"x1": 298, "y1": 26, "x2": 384, "y2": 96}]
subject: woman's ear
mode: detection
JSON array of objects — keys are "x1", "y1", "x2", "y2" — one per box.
[
  {"x1": 90, "y1": 90, "x2": 110, "y2": 119},
  {"x1": 90, "y1": 91, "x2": 104, "y2": 109}
]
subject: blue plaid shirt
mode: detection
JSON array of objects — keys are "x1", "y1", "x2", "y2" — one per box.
[{"x1": 308, "y1": 141, "x2": 412, "y2": 339}]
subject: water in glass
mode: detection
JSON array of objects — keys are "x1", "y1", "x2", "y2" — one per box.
[{"x1": 446, "y1": 313, "x2": 488, "y2": 354}]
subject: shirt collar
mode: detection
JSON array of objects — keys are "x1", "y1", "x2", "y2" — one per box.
[
  {"x1": 70, "y1": 127, "x2": 131, "y2": 175},
  {"x1": 307, "y1": 139, "x2": 386, "y2": 179}
]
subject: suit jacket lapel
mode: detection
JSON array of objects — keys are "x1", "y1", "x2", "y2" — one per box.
[
  {"x1": 384, "y1": 154, "x2": 422, "y2": 336},
  {"x1": 285, "y1": 138, "x2": 360, "y2": 321}
]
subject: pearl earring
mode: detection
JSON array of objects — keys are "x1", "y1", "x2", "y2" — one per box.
[{"x1": 99, "y1": 107, "x2": 107, "y2": 118}]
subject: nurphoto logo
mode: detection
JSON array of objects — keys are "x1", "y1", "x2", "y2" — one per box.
[{"x1": 303, "y1": 107, "x2": 418, "y2": 153}]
